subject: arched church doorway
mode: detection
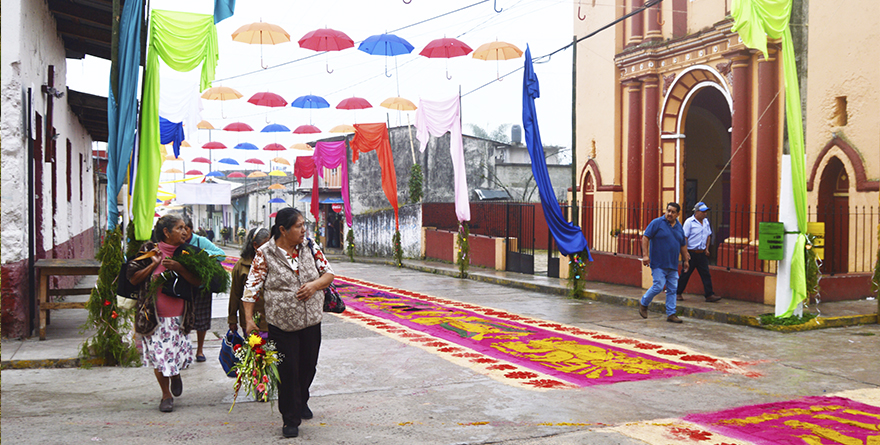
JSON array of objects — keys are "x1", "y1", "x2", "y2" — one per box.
[
  {"x1": 682, "y1": 86, "x2": 731, "y2": 251},
  {"x1": 817, "y1": 157, "x2": 849, "y2": 274},
  {"x1": 581, "y1": 171, "x2": 595, "y2": 248}
]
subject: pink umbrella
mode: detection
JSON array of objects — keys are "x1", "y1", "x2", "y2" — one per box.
[
  {"x1": 298, "y1": 28, "x2": 354, "y2": 73},
  {"x1": 248, "y1": 92, "x2": 287, "y2": 107},
  {"x1": 263, "y1": 143, "x2": 286, "y2": 151},
  {"x1": 336, "y1": 97, "x2": 372, "y2": 110},
  {"x1": 185, "y1": 169, "x2": 204, "y2": 175},
  {"x1": 244, "y1": 158, "x2": 265, "y2": 165},
  {"x1": 420, "y1": 37, "x2": 473, "y2": 80},
  {"x1": 223, "y1": 122, "x2": 254, "y2": 132},
  {"x1": 202, "y1": 141, "x2": 227, "y2": 149},
  {"x1": 293, "y1": 124, "x2": 321, "y2": 134},
  {"x1": 226, "y1": 171, "x2": 246, "y2": 178},
  {"x1": 191, "y1": 157, "x2": 211, "y2": 164}
]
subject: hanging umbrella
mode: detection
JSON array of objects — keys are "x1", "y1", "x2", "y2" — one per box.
[
  {"x1": 232, "y1": 21, "x2": 291, "y2": 69},
  {"x1": 206, "y1": 171, "x2": 225, "y2": 177},
  {"x1": 164, "y1": 168, "x2": 184, "y2": 174},
  {"x1": 248, "y1": 171, "x2": 268, "y2": 178},
  {"x1": 329, "y1": 124, "x2": 356, "y2": 133},
  {"x1": 227, "y1": 172, "x2": 246, "y2": 178},
  {"x1": 268, "y1": 197, "x2": 286, "y2": 204},
  {"x1": 180, "y1": 140, "x2": 191, "y2": 147},
  {"x1": 263, "y1": 143, "x2": 286, "y2": 151},
  {"x1": 234, "y1": 142, "x2": 259, "y2": 150},
  {"x1": 223, "y1": 122, "x2": 254, "y2": 132},
  {"x1": 245, "y1": 158, "x2": 265, "y2": 165},
  {"x1": 165, "y1": 154, "x2": 180, "y2": 161},
  {"x1": 203, "y1": 141, "x2": 227, "y2": 149},
  {"x1": 191, "y1": 157, "x2": 211, "y2": 164},
  {"x1": 268, "y1": 183, "x2": 285, "y2": 190},
  {"x1": 293, "y1": 125, "x2": 321, "y2": 134},
  {"x1": 197, "y1": 120, "x2": 215, "y2": 130},
  {"x1": 218, "y1": 158, "x2": 240, "y2": 166},
  {"x1": 380, "y1": 96, "x2": 417, "y2": 111},
  {"x1": 185, "y1": 169, "x2": 204, "y2": 175},
  {"x1": 357, "y1": 33, "x2": 414, "y2": 77},
  {"x1": 248, "y1": 92, "x2": 287, "y2": 108},
  {"x1": 336, "y1": 97, "x2": 372, "y2": 110},
  {"x1": 289, "y1": 143, "x2": 313, "y2": 151},
  {"x1": 261, "y1": 123, "x2": 290, "y2": 132},
  {"x1": 419, "y1": 37, "x2": 473, "y2": 80},
  {"x1": 269, "y1": 170, "x2": 287, "y2": 177},
  {"x1": 272, "y1": 157, "x2": 291, "y2": 165},
  {"x1": 298, "y1": 28, "x2": 354, "y2": 73},
  {"x1": 472, "y1": 40, "x2": 523, "y2": 80},
  {"x1": 201, "y1": 86, "x2": 242, "y2": 118},
  {"x1": 270, "y1": 212, "x2": 278, "y2": 218},
  {"x1": 291, "y1": 94, "x2": 330, "y2": 109}
]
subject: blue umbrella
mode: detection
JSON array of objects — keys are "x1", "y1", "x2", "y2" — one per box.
[
  {"x1": 206, "y1": 171, "x2": 225, "y2": 177},
  {"x1": 261, "y1": 123, "x2": 290, "y2": 132},
  {"x1": 358, "y1": 33, "x2": 414, "y2": 77},
  {"x1": 234, "y1": 142, "x2": 258, "y2": 150},
  {"x1": 218, "y1": 158, "x2": 239, "y2": 165},
  {"x1": 268, "y1": 197, "x2": 286, "y2": 204},
  {"x1": 291, "y1": 95, "x2": 329, "y2": 109}
]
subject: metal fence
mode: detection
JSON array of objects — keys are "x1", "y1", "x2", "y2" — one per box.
[{"x1": 579, "y1": 202, "x2": 878, "y2": 274}]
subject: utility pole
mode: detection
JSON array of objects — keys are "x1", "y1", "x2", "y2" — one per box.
[{"x1": 570, "y1": 35, "x2": 579, "y2": 225}]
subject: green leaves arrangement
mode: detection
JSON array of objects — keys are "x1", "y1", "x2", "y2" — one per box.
[
  {"x1": 346, "y1": 228, "x2": 356, "y2": 262},
  {"x1": 409, "y1": 164, "x2": 423, "y2": 204},
  {"x1": 393, "y1": 229, "x2": 403, "y2": 267},
  {"x1": 568, "y1": 251, "x2": 590, "y2": 298},
  {"x1": 456, "y1": 222, "x2": 470, "y2": 278}
]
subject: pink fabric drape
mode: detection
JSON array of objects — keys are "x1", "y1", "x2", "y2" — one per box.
[
  {"x1": 293, "y1": 156, "x2": 320, "y2": 223},
  {"x1": 414, "y1": 96, "x2": 470, "y2": 222},
  {"x1": 351, "y1": 123, "x2": 399, "y2": 229},
  {"x1": 313, "y1": 140, "x2": 352, "y2": 227}
]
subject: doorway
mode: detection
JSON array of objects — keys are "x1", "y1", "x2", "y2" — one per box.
[{"x1": 817, "y1": 157, "x2": 849, "y2": 274}]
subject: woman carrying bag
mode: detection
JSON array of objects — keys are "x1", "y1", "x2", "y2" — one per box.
[{"x1": 242, "y1": 208, "x2": 335, "y2": 438}]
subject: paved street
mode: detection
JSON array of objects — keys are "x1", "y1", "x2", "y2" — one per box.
[{"x1": 2, "y1": 259, "x2": 879, "y2": 444}]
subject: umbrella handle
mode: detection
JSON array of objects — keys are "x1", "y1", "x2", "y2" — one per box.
[
  {"x1": 385, "y1": 59, "x2": 392, "y2": 78},
  {"x1": 403, "y1": 0, "x2": 411, "y2": 3},
  {"x1": 446, "y1": 67, "x2": 452, "y2": 80},
  {"x1": 494, "y1": 0, "x2": 502, "y2": 13},
  {"x1": 577, "y1": 3, "x2": 586, "y2": 20},
  {"x1": 326, "y1": 58, "x2": 334, "y2": 74}
]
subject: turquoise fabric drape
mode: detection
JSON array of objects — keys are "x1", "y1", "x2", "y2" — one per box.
[
  {"x1": 132, "y1": 10, "x2": 219, "y2": 240},
  {"x1": 732, "y1": 0, "x2": 807, "y2": 316}
]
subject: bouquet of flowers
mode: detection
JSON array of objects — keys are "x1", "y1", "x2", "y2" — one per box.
[{"x1": 229, "y1": 322, "x2": 283, "y2": 411}]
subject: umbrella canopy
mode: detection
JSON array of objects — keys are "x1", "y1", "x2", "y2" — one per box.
[
  {"x1": 268, "y1": 183, "x2": 285, "y2": 190},
  {"x1": 380, "y1": 96, "x2": 417, "y2": 111},
  {"x1": 200, "y1": 86, "x2": 243, "y2": 101},
  {"x1": 234, "y1": 142, "x2": 259, "y2": 150},
  {"x1": 336, "y1": 97, "x2": 372, "y2": 110},
  {"x1": 472, "y1": 41, "x2": 523, "y2": 60},
  {"x1": 227, "y1": 172, "x2": 246, "y2": 178},
  {"x1": 218, "y1": 158, "x2": 240, "y2": 165},
  {"x1": 181, "y1": 140, "x2": 191, "y2": 147},
  {"x1": 163, "y1": 168, "x2": 184, "y2": 174},
  {"x1": 263, "y1": 143, "x2": 287, "y2": 151},
  {"x1": 197, "y1": 120, "x2": 215, "y2": 129},
  {"x1": 206, "y1": 171, "x2": 225, "y2": 177},
  {"x1": 291, "y1": 94, "x2": 330, "y2": 109},
  {"x1": 289, "y1": 143, "x2": 313, "y2": 151},
  {"x1": 232, "y1": 21, "x2": 290, "y2": 44},
  {"x1": 270, "y1": 212, "x2": 278, "y2": 217},
  {"x1": 248, "y1": 171, "x2": 268, "y2": 178},
  {"x1": 191, "y1": 157, "x2": 211, "y2": 164},
  {"x1": 420, "y1": 37, "x2": 473, "y2": 58},
  {"x1": 261, "y1": 123, "x2": 290, "y2": 132},
  {"x1": 248, "y1": 92, "x2": 287, "y2": 107},
  {"x1": 272, "y1": 157, "x2": 291, "y2": 165},
  {"x1": 223, "y1": 122, "x2": 254, "y2": 132},
  {"x1": 298, "y1": 28, "x2": 354, "y2": 51},
  {"x1": 268, "y1": 170, "x2": 287, "y2": 177},
  {"x1": 329, "y1": 124, "x2": 356, "y2": 133},
  {"x1": 202, "y1": 141, "x2": 227, "y2": 149},
  {"x1": 268, "y1": 197, "x2": 286, "y2": 203},
  {"x1": 245, "y1": 158, "x2": 265, "y2": 165},
  {"x1": 165, "y1": 154, "x2": 180, "y2": 161},
  {"x1": 293, "y1": 125, "x2": 321, "y2": 134},
  {"x1": 185, "y1": 169, "x2": 204, "y2": 175},
  {"x1": 358, "y1": 33, "x2": 414, "y2": 56}
]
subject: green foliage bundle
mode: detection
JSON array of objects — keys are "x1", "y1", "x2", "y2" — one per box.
[
  {"x1": 172, "y1": 245, "x2": 231, "y2": 293},
  {"x1": 409, "y1": 164, "x2": 423, "y2": 204},
  {"x1": 804, "y1": 233, "x2": 822, "y2": 302},
  {"x1": 760, "y1": 312, "x2": 818, "y2": 326},
  {"x1": 346, "y1": 228, "x2": 356, "y2": 262},
  {"x1": 392, "y1": 229, "x2": 403, "y2": 267},
  {"x1": 568, "y1": 251, "x2": 591, "y2": 298},
  {"x1": 456, "y1": 222, "x2": 470, "y2": 278},
  {"x1": 80, "y1": 227, "x2": 140, "y2": 366}
]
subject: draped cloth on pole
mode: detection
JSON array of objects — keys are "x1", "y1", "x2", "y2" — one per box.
[
  {"x1": 133, "y1": 10, "x2": 219, "y2": 240},
  {"x1": 351, "y1": 123, "x2": 399, "y2": 229},
  {"x1": 731, "y1": 0, "x2": 806, "y2": 316},
  {"x1": 294, "y1": 156, "x2": 320, "y2": 223},
  {"x1": 106, "y1": 0, "x2": 143, "y2": 229},
  {"x1": 522, "y1": 46, "x2": 592, "y2": 259},
  {"x1": 314, "y1": 141, "x2": 353, "y2": 227},
  {"x1": 213, "y1": 0, "x2": 235, "y2": 24},
  {"x1": 414, "y1": 96, "x2": 470, "y2": 222},
  {"x1": 159, "y1": 117, "x2": 185, "y2": 157},
  {"x1": 158, "y1": 77, "x2": 202, "y2": 144}
]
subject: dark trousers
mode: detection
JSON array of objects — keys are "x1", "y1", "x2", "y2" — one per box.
[
  {"x1": 676, "y1": 251, "x2": 714, "y2": 297},
  {"x1": 269, "y1": 323, "x2": 321, "y2": 427}
]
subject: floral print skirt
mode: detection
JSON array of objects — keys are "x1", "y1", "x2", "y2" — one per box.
[{"x1": 142, "y1": 316, "x2": 194, "y2": 377}]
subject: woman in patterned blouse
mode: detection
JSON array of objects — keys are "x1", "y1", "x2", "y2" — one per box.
[{"x1": 242, "y1": 207, "x2": 334, "y2": 439}]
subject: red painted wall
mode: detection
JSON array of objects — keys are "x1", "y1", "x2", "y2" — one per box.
[
  {"x1": 584, "y1": 251, "x2": 643, "y2": 287},
  {"x1": 815, "y1": 274, "x2": 874, "y2": 302},
  {"x1": 425, "y1": 229, "x2": 454, "y2": 263},
  {"x1": 468, "y1": 234, "x2": 498, "y2": 269}
]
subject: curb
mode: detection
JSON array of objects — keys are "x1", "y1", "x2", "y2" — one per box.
[{"x1": 0, "y1": 357, "x2": 106, "y2": 370}]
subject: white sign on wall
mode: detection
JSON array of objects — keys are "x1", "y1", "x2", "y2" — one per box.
[{"x1": 176, "y1": 183, "x2": 231, "y2": 205}]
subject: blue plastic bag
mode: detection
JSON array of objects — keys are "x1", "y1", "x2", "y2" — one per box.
[{"x1": 219, "y1": 329, "x2": 244, "y2": 377}]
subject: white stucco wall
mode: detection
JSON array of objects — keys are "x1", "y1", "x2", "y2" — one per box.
[{"x1": 1, "y1": 0, "x2": 97, "y2": 264}]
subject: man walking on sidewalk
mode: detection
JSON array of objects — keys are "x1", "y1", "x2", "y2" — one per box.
[
  {"x1": 639, "y1": 203, "x2": 690, "y2": 323},
  {"x1": 677, "y1": 202, "x2": 721, "y2": 303}
]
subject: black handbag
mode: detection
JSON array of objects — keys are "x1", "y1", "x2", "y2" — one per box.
[
  {"x1": 323, "y1": 284, "x2": 345, "y2": 313},
  {"x1": 162, "y1": 271, "x2": 194, "y2": 302}
]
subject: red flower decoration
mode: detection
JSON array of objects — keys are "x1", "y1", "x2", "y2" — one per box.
[
  {"x1": 233, "y1": 344, "x2": 242, "y2": 351},
  {"x1": 486, "y1": 364, "x2": 517, "y2": 371},
  {"x1": 471, "y1": 358, "x2": 498, "y2": 364},
  {"x1": 103, "y1": 300, "x2": 112, "y2": 306},
  {"x1": 656, "y1": 349, "x2": 686, "y2": 355},
  {"x1": 523, "y1": 379, "x2": 567, "y2": 388},
  {"x1": 253, "y1": 347, "x2": 265, "y2": 355},
  {"x1": 505, "y1": 371, "x2": 539, "y2": 379},
  {"x1": 110, "y1": 311, "x2": 118, "y2": 319}
]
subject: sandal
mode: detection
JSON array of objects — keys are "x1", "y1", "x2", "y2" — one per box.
[
  {"x1": 196, "y1": 354, "x2": 206, "y2": 362},
  {"x1": 159, "y1": 397, "x2": 173, "y2": 413}
]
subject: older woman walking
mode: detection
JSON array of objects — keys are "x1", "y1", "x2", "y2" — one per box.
[
  {"x1": 242, "y1": 208, "x2": 335, "y2": 438},
  {"x1": 130, "y1": 214, "x2": 201, "y2": 413}
]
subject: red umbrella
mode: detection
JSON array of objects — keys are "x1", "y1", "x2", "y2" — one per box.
[
  {"x1": 191, "y1": 157, "x2": 211, "y2": 164},
  {"x1": 223, "y1": 122, "x2": 254, "y2": 132},
  {"x1": 293, "y1": 124, "x2": 321, "y2": 134},
  {"x1": 227, "y1": 171, "x2": 246, "y2": 178},
  {"x1": 202, "y1": 141, "x2": 227, "y2": 149},
  {"x1": 263, "y1": 143, "x2": 286, "y2": 151},
  {"x1": 298, "y1": 28, "x2": 354, "y2": 73},
  {"x1": 270, "y1": 212, "x2": 278, "y2": 218},
  {"x1": 245, "y1": 158, "x2": 265, "y2": 165},
  {"x1": 248, "y1": 92, "x2": 287, "y2": 107},
  {"x1": 336, "y1": 97, "x2": 372, "y2": 110},
  {"x1": 420, "y1": 37, "x2": 473, "y2": 80},
  {"x1": 185, "y1": 169, "x2": 204, "y2": 175}
]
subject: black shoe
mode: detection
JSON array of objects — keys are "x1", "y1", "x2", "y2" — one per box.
[
  {"x1": 170, "y1": 375, "x2": 183, "y2": 397},
  {"x1": 639, "y1": 304, "x2": 648, "y2": 319},
  {"x1": 301, "y1": 404, "x2": 313, "y2": 419},
  {"x1": 676, "y1": 294, "x2": 684, "y2": 301},
  {"x1": 159, "y1": 397, "x2": 173, "y2": 413},
  {"x1": 282, "y1": 425, "x2": 299, "y2": 438},
  {"x1": 705, "y1": 295, "x2": 721, "y2": 303}
]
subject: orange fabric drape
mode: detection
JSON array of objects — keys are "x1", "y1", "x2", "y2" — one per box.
[{"x1": 352, "y1": 123, "x2": 399, "y2": 229}]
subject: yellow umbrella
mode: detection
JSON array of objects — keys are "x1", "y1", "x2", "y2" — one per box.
[
  {"x1": 248, "y1": 171, "x2": 268, "y2": 178},
  {"x1": 163, "y1": 168, "x2": 184, "y2": 174},
  {"x1": 272, "y1": 157, "x2": 291, "y2": 165},
  {"x1": 289, "y1": 143, "x2": 313, "y2": 151},
  {"x1": 197, "y1": 120, "x2": 215, "y2": 130},
  {"x1": 380, "y1": 96, "x2": 417, "y2": 111},
  {"x1": 181, "y1": 140, "x2": 191, "y2": 147},
  {"x1": 165, "y1": 154, "x2": 180, "y2": 161},
  {"x1": 232, "y1": 21, "x2": 291, "y2": 69},
  {"x1": 201, "y1": 87, "x2": 242, "y2": 118},
  {"x1": 329, "y1": 124, "x2": 356, "y2": 133},
  {"x1": 472, "y1": 41, "x2": 523, "y2": 79},
  {"x1": 268, "y1": 170, "x2": 287, "y2": 177},
  {"x1": 268, "y1": 183, "x2": 285, "y2": 190}
]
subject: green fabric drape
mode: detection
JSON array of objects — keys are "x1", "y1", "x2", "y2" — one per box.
[
  {"x1": 133, "y1": 10, "x2": 219, "y2": 240},
  {"x1": 732, "y1": 0, "x2": 807, "y2": 316}
]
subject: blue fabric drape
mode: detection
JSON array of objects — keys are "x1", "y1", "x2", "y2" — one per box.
[
  {"x1": 522, "y1": 46, "x2": 592, "y2": 259},
  {"x1": 159, "y1": 117, "x2": 185, "y2": 158},
  {"x1": 214, "y1": 0, "x2": 235, "y2": 24},
  {"x1": 106, "y1": 0, "x2": 143, "y2": 229}
]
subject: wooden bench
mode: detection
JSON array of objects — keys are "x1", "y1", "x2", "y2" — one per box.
[{"x1": 35, "y1": 258, "x2": 101, "y2": 340}]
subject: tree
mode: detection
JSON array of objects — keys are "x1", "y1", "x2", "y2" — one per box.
[{"x1": 467, "y1": 123, "x2": 511, "y2": 143}]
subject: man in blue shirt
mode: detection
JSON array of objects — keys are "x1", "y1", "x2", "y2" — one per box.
[
  {"x1": 638, "y1": 202, "x2": 690, "y2": 323},
  {"x1": 676, "y1": 202, "x2": 721, "y2": 303},
  {"x1": 183, "y1": 216, "x2": 226, "y2": 362}
]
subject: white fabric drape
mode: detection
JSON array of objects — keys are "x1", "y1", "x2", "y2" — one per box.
[
  {"x1": 414, "y1": 95, "x2": 470, "y2": 222},
  {"x1": 159, "y1": 77, "x2": 203, "y2": 143}
]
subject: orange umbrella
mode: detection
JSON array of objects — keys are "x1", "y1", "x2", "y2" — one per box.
[
  {"x1": 272, "y1": 157, "x2": 291, "y2": 165},
  {"x1": 201, "y1": 87, "x2": 242, "y2": 118},
  {"x1": 289, "y1": 143, "x2": 313, "y2": 151},
  {"x1": 197, "y1": 120, "x2": 215, "y2": 129},
  {"x1": 163, "y1": 168, "x2": 184, "y2": 174},
  {"x1": 248, "y1": 171, "x2": 268, "y2": 178},
  {"x1": 472, "y1": 41, "x2": 523, "y2": 79},
  {"x1": 380, "y1": 96, "x2": 417, "y2": 111},
  {"x1": 329, "y1": 124, "x2": 356, "y2": 133},
  {"x1": 232, "y1": 21, "x2": 291, "y2": 69},
  {"x1": 268, "y1": 183, "x2": 285, "y2": 190}
]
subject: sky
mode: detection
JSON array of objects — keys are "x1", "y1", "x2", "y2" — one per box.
[{"x1": 67, "y1": 0, "x2": 577, "y2": 175}]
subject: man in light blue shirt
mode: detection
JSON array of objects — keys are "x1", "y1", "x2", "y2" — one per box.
[
  {"x1": 638, "y1": 203, "x2": 689, "y2": 323},
  {"x1": 676, "y1": 202, "x2": 721, "y2": 303},
  {"x1": 183, "y1": 216, "x2": 226, "y2": 363}
]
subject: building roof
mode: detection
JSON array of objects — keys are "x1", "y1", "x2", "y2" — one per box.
[
  {"x1": 48, "y1": 0, "x2": 116, "y2": 60},
  {"x1": 67, "y1": 89, "x2": 108, "y2": 142}
]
